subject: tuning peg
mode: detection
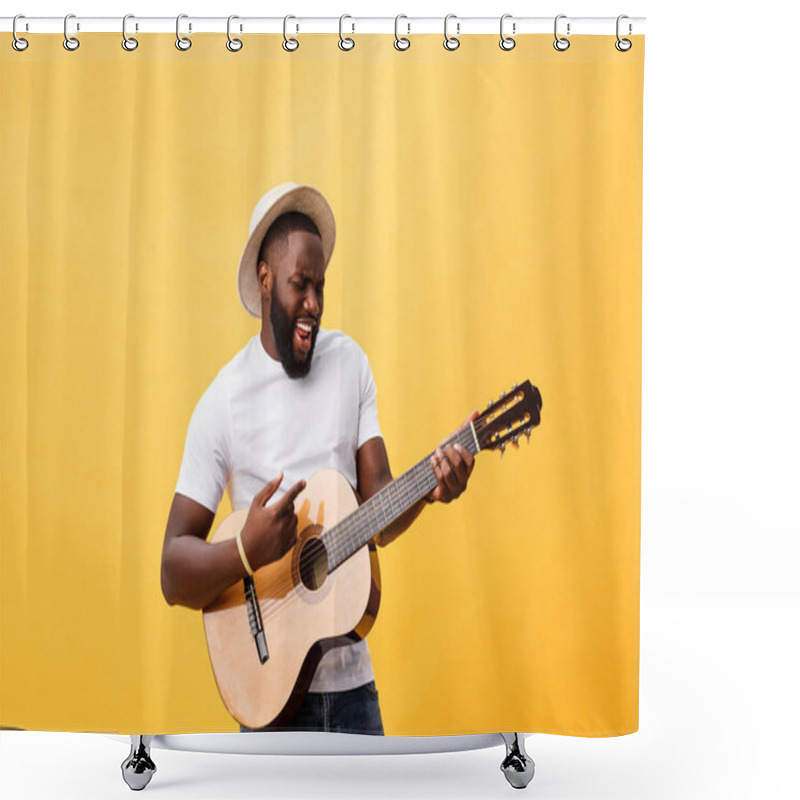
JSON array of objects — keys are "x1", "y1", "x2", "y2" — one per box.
[
  {"x1": 525, "y1": 430, "x2": 531, "y2": 443},
  {"x1": 512, "y1": 435, "x2": 519, "y2": 447},
  {"x1": 512, "y1": 382, "x2": 518, "y2": 389},
  {"x1": 499, "y1": 443, "x2": 506, "y2": 457}
]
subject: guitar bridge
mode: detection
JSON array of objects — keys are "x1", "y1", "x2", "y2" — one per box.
[{"x1": 243, "y1": 576, "x2": 269, "y2": 664}]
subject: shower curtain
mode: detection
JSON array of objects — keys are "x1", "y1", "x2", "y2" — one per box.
[{"x1": 0, "y1": 30, "x2": 643, "y2": 737}]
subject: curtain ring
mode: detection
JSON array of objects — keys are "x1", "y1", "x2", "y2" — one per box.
[
  {"x1": 499, "y1": 14, "x2": 516, "y2": 51},
  {"x1": 176, "y1": 14, "x2": 192, "y2": 51},
  {"x1": 615, "y1": 15, "x2": 632, "y2": 52},
  {"x1": 339, "y1": 14, "x2": 355, "y2": 51},
  {"x1": 12, "y1": 14, "x2": 29, "y2": 51},
  {"x1": 227, "y1": 15, "x2": 243, "y2": 51},
  {"x1": 122, "y1": 14, "x2": 139, "y2": 51},
  {"x1": 443, "y1": 14, "x2": 460, "y2": 51},
  {"x1": 283, "y1": 15, "x2": 299, "y2": 51},
  {"x1": 63, "y1": 13, "x2": 80, "y2": 51},
  {"x1": 394, "y1": 15, "x2": 410, "y2": 51},
  {"x1": 553, "y1": 14, "x2": 570, "y2": 51}
]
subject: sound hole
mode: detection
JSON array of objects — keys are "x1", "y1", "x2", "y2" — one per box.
[{"x1": 299, "y1": 537, "x2": 329, "y2": 591}]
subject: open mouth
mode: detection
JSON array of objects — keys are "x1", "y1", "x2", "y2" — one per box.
[{"x1": 293, "y1": 318, "x2": 316, "y2": 356}]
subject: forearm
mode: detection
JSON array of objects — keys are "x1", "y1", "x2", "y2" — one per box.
[
  {"x1": 161, "y1": 534, "x2": 248, "y2": 610},
  {"x1": 374, "y1": 498, "x2": 427, "y2": 547}
]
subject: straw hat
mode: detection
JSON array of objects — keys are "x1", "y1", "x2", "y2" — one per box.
[{"x1": 237, "y1": 182, "x2": 336, "y2": 317}]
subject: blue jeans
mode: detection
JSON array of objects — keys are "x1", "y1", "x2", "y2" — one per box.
[{"x1": 241, "y1": 681, "x2": 384, "y2": 735}]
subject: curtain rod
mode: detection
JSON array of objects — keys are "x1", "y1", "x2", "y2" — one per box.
[{"x1": 2, "y1": 16, "x2": 646, "y2": 36}]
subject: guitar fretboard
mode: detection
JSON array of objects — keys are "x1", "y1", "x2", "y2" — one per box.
[{"x1": 322, "y1": 425, "x2": 479, "y2": 571}]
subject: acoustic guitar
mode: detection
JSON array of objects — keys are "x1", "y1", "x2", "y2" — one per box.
[{"x1": 203, "y1": 380, "x2": 542, "y2": 729}]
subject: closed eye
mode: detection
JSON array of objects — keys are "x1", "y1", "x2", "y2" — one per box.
[{"x1": 291, "y1": 278, "x2": 324, "y2": 293}]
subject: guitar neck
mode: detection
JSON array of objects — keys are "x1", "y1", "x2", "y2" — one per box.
[{"x1": 322, "y1": 424, "x2": 480, "y2": 572}]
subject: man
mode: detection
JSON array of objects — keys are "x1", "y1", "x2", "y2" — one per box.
[{"x1": 160, "y1": 182, "x2": 475, "y2": 735}]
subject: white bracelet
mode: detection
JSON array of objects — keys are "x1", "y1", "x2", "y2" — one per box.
[{"x1": 235, "y1": 529, "x2": 254, "y2": 576}]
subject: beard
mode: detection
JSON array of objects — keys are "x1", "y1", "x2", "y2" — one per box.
[{"x1": 269, "y1": 292, "x2": 318, "y2": 379}]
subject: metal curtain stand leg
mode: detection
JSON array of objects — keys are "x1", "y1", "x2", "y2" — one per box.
[
  {"x1": 121, "y1": 735, "x2": 156, "y2": 791},
  {"x1": 500, "y1": 732, "x2": 535, "y2": 789},
  {"x1": 118, "y1": 732, "x2": 530, "y2": 790}
]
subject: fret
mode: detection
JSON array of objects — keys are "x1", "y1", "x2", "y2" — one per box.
[
  {"x1": 387, "y1": 482, "x2": 398, "y2": 519},
  {"x1": 401, "y1": 471, "x2": 416, "y2": 505},
  {"x1": 382, "y1": 494, "x2": 392, "y2": 525},
  {"x1": 412, "y1": 464, "x2": 425, "y2": 499},
  {"x1": 378, "y1": 492, "x2": 391, "y2": 529},
  {"x1": 397, "y1": 477, "x2": 409, "y2": 509},
  {"x1": 375, "y1": 496, "x2": 385, "y2": 531},
  {"x1": 390, "y1": 483, "x2": 400, "y2": 515},
  {"x1": 367, "y1": 500, "x2": 379, "y2": 539},
  {"x1": 367, "y1": 496, "x2": 380, "y2": 534}
]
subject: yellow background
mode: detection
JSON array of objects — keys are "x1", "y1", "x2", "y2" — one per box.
[{"x1": 1, "y1": 34, "x2": 643, "y2": 735}]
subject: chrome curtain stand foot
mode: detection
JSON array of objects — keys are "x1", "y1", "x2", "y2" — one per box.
[
  {"x1": 121, "y1": 735, "x2": 156, "y2": 791},
  {"x1": 500, "y1": 732, "x2": 535, "y2": 789}
]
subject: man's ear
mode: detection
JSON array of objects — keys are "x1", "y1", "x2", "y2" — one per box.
[{"x1": 257, "y1": 260, "x2": 273, "y2": 300}]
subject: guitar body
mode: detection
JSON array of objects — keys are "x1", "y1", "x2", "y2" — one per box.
[{"x1": 202, "y1": 469, "x2": 381, "y2": 729}]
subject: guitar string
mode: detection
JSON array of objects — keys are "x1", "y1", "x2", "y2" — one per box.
[
  {"x1": 241, "y1": 425, "x2": 494, "y2": 623},
  {"x1": 244, "y1": 411, "x2": 531, "y2": 613},
  {"x1": 244, "y1": 412, "x2": 532, "y2": 623},
  {"x1": 247, "y1": 442, "x2": 467, "y2": 622},
  {"x1": 254, "y1": 408, "x2": 535, "y2": 608},
  {"x1": 246, "y1": 426, "x2": 479, "y2": 608},
  {"x1": 244, "y1": 410, "x2": 533, "y2": 629}
]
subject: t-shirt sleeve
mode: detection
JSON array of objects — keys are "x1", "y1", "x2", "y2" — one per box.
[
  {"x1": 357, "y1": 346, "x2": 383, "y2": 448},
  {"x1": 175, "y1": 377, "x2": 231, "y2": 514}
]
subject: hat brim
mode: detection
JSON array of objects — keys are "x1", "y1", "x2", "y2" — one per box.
[{"x1": 237, "y1": 184, "x2": 336, "y2": 318}]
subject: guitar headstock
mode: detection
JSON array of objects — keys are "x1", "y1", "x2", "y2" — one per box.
[{"x1": 474, "y1": 380, "x2": 542, "y2": 454}]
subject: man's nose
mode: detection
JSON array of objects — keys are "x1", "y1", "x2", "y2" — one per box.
[{"x1": 304, "y1": 288, "x2": 320, "y2": 316}]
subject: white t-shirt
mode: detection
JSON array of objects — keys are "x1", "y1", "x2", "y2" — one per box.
[{"x1": 176, "y1": 329, "x2": 383, "y2": 692}]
